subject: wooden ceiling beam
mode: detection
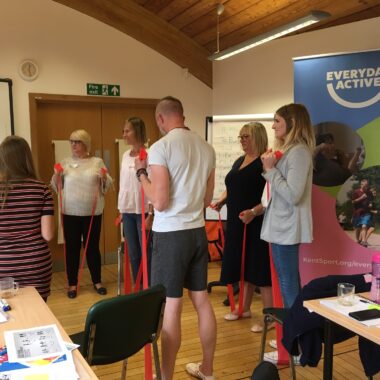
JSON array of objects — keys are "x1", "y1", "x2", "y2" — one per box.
[
  {"x1": 182, "y1": 0, "x2": 259, "y2": 41},
  {"x1": 52, "y1": 0, "x2": 213, "y2": 88},
  {"x1": 305, "y1": 3, "x2": 380, "y2": 33},
  {"x1": 142, "y1": 0, "x2": 172, "y2": 14},
  {"x1": 170, "y1": 1, "x2": 227, "y2": 30},
  {"x1": 156, "y1": 0, "x2": 199, "y2": 21}
]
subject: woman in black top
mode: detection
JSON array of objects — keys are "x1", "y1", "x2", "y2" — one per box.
[{"x1": 212, "y1": 122, "x2": 272, "y2": 332}]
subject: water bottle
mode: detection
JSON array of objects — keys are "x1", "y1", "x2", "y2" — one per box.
[{"x1": 370, "y1": 253, "x2": 380, "y2": 303}]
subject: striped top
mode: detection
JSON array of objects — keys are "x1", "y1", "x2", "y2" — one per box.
[{"x1": 0, "y1": 179, "x2": 54, "y2": 298}]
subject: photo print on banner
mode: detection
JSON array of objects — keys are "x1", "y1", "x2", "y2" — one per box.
[{"x1": 336, "y1": 167, "x2": 380, "y2": 251}]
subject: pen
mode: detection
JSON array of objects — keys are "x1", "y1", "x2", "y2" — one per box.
[{"x1": 0, "y1": 299, "x2": 11, "y2": 312}]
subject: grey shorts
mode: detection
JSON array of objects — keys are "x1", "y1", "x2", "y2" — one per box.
[{"x1": 151, "y1": 227, "x2": 209, "y2": 298}]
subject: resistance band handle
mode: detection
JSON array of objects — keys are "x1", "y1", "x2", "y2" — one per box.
[
  {"x1": 114, "y1": 214, "x2": 122, "y2": 226},
  {"x1": 139, "y1": 147, "x2": 148, "y2": 160},
  {"x1": 274, "y1": 150, "x2": 283, "y2": 160},
  {"x1": 54, "y1": 163, "x2": 63, "y2": 173},
  {"x1": 266, "y1": 149, "x2": 283, "y2": 161}
]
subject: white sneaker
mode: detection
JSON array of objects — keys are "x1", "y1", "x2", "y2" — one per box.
[
  {"x1": 269, "y1": 339, "x2": 277, "y2": 349},
  {"x1": 263, "y1": 351, "x2": 301, "y2": 365},
  {"x1": 263, "y1": 350, "x2": 278, "y2": 364},
  {"x1": 186, "y1": 362, "x2": 215, "y2": 380}
]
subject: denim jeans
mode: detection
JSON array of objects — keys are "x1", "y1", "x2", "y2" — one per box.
[
  {"x1": 271, "y1": 243, "x2": 300, "y2": 308},
  {"x1": 122, "y1": 213, "x2": 152, "y2": 283}
]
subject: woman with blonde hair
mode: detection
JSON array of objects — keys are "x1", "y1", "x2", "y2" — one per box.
[
  {"x1": 51, "y1": 129, "x2": 113, "y2": 299},
  {"x1": 260, "y1": 103, "x2": 315, "y2": 363},
  {"x1": 0, "y1": 136, "x2": 54, "y2": 301},
  {"x1": 261, "y1": 103, "x2": 315, "y2": 297},
  {"x1": 212, "y1": 122, "x2": 272, "y2": 331}
]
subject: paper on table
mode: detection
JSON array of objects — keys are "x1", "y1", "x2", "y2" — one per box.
[
  {"x1": 320, "y1": 297, "x2": 380, "y2": 327},
  {"x1": 0, "y1": 350, "x2": 78, "y2": 380},
  {"x1": 4, "y1": 324, "x2": 67, "y2": 363}
]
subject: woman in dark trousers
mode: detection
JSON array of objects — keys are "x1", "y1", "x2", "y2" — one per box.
[{"x1": 51, "y1": 129, "x2": 113, "y2": 299}]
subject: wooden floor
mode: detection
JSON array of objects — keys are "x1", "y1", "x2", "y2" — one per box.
[{"x1": 47, "y1": 261, "x2": 379, "y2": 379}]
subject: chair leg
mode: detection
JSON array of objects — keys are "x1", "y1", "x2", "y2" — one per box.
[
  {"x1": 259, "y1": 315, "x2": 271, "y2": 361},
  {"x1": 289, "y1": 355, "x2": 296, "y2": 380},
  {"x1": 117, "y1": 245, "x2": 123, "y2": 296},
  {"x1": 153, "y1": 341, "x2": 162, "y2": 380},
  {"x1": 121, "y1": 358, "x2": 127, "y2": 380}
]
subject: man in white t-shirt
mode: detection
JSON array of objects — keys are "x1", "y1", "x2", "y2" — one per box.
[{"x1": 135, "y1": 96, "x2": 216, "y2": 380}]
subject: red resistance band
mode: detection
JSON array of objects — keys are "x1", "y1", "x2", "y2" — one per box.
[
  {"x1": 266, "y1": 171, "x2": 288, "y2": 365},
  {"x1": 227, "y1": 220, "x2": 247, "y2": 316},
  {"x1": 226, "y1": 149, "x2": 284, "y2": 317},
  {"x1": 216, "y1": 212, "x2": 237, "y2": 312},
  {"x1": 54, "y1": 163, "x2": 67, "y2": 278},
  {"x1": 138, "y1": 148, "x2": 153, "y2": 380},
  {"x1": 114, "y1": 214, "x2": 133, "y2": 295}
]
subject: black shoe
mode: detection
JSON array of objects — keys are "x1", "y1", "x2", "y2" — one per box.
[
  {"x1": 67, "y1": 290, "x2": 77, "y2": 299},
  {"x1": 94, "y1": 285, "x2": 107, "y2": 295}
]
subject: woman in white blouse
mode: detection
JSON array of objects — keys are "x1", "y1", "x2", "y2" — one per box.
[
  {"x1": 118, "y1": 117, "x2": 153, "y2": 284},
  {"x1": 51, "y1": 129, "x2": 113, "y2": 299}
]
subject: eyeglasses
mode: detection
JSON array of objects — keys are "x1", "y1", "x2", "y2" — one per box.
[
  {"x1": 238, "y1": 134, "x2": 251, "y2": 140},
  {"x1": 69, "y1": 140, "x2": 82, "y2": 145}
]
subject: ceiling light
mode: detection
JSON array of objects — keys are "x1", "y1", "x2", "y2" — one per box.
[
  {"x1": 215, "y1": 3, "x2": 225, "y2": 54},
  {"x1": 209, "y1": 11, "x2": 330, "y2": 61}
]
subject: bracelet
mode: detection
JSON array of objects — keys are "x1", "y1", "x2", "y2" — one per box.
[
  {"x1": 136, "y1": 168, "x2": 148, "y2": 182},
  {"x1": 251, "y1": 207, "x2": 258, "y2": 216}
]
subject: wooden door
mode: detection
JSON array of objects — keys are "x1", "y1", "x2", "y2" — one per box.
[{"x1": 30, "y1": 94, "x2": 158, "y2": 270}]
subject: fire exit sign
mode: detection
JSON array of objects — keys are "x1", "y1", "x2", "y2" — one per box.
[{"x1": 87, "y1": 83, "x2": 120, "y2": 96}]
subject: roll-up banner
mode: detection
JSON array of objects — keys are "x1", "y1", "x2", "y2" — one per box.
[{"x1": 294, "y1": 49, "x2": 380, "y2": 284}]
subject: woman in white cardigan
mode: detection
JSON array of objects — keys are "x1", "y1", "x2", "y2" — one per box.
[{"x1": 118, "y1": 117, "x2": 153, "y2": 285}]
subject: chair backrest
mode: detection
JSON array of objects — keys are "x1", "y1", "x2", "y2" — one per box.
[
  {"x1": 251, "y1": 361, "x2": 280, "y2": 380},
  {"x1": 82, "y1": 284, "x2": 166, "y2": 365}
]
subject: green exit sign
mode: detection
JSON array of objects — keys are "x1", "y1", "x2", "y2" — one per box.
[{"x1": 87, "y1": 83, "x2": 120, "y2": 96}]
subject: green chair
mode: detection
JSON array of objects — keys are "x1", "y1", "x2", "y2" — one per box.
[
  {"x1": 70, "y1": 284, "x2": 166, "y2": 379},
  {"x1": 259, "y1": 307, "x2": 296, "y2": 380}
]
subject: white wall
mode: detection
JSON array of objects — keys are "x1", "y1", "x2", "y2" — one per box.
[
  {"x1": 0, "y1": 0, "x2": 212, "y2": 141},
  {"x1": 2, "y1": 1, "x2": 379, "y2": 143},
  {"x1": 213, "y1": 17, "x2": 380, "y2": 116}
]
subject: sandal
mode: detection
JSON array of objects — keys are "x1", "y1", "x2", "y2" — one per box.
[
  {"x1": 250, "y1": 322, "x2": 275, "y2": 333},
  {"x1": 185, "y1": 362, "x2": 215, "y2": 380},
  {"x1": 224, "y1": 310, "x2": 251, "y2": 321}
]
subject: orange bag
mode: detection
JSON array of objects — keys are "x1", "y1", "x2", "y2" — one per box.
[{"x1": 205, "y1": 221, "x2": 223, "y2": 261}]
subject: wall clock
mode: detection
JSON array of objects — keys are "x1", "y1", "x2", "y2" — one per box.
[{"x1": 18, "y1": 59, "x2": 39, "y2": 81}]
